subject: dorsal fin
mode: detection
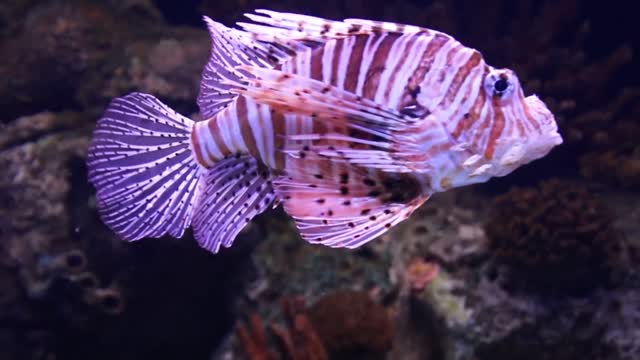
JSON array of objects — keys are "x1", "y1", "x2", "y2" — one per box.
[
  {"x1": 199, "y1": 10, "x2": 435, "y2": 119},
  {"x1": 239, "y1": 9, "x2": 426, "y2": 43},
  {"x1": 197, "y1": 17, "x2": 318, "y2": 119}
]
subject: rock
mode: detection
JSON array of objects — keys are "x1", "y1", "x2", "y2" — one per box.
[{"x1": 0, "y1": 0, "x2": 208, "y2": 121}]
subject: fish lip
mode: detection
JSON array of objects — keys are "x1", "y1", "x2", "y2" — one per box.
[{"x1": 550, "y1": 132, "x2": 564, "y2": 146}]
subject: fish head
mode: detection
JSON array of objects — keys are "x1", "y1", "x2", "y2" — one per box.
[{"x1": 450, "y1": 67, "x2": 563, "y2": 182}]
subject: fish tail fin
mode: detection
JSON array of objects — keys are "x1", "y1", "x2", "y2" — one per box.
[{"x1": 87, "y1": 92, "x2": 202, "y2": 241}]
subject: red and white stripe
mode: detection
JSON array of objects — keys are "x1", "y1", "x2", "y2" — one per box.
[{"x1": 190, "y1": 20, "x2": 548, "y2": 178}]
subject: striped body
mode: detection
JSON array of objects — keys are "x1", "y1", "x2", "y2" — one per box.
[{"x1": 191, "y1": 31, "x2": 491, "y2": 192}]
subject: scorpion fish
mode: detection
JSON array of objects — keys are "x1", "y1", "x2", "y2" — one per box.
[{"x1": 87, "y1": 10, "x2": 563, "y2": 253}]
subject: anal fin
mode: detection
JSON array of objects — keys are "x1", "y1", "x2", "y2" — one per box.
[{"x1": 192, "y1": 156, "x2": 277, "y2": 253}]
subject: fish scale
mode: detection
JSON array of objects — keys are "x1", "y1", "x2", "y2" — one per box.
[{"x1": 86, "y1": 10, "x2": 562, "y2": 253}]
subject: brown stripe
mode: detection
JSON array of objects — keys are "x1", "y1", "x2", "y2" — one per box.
[
  {"x1": 330, "y1": 38, "x2": 344, "y2": 86},
  {"x1": 452, "y1": 66, "x2": 489, "y2": 139},
  {"x1": 438, "y1": 45, "x2": 459, "y2": 84},
  {"x1": 235, "y1": 96, "x2": 260, "y2": 159},
  {"x1": 383, "y1": 32, "x2": 420, "y2": 104},
  {"x1": 405, "y1": 33, "x2": 449, "y2": 94},
  {"x1": 362, "y1": 33, "x2": 400, "y2": 100},
  {"x1": 310, "y1": 46, "x2": 324, "y2": 81},
  {"x1": 344, "y1": 35, "x2": 368, "y2": 93},
  {"x1": 209, "y1": 114, "x2": 231, "y2": 157},
  {"x1": 271, "y1": 110, "x2": 287, "y2": 171},
  {"x1": 485, "y1": 98, "x2": 506, "y2": 159},
  {"x1": 520, "y1": 92, "x2": 541, "y2": 130},
  {"x1": 190, "y1": 125, "x2": 208, "y2": 167},
  {"x1": 512, "y1": 103, "x2": 526, "y2": 137},
  {"x1": 438, "y1": 50, "x2": 482, "y2": 108}
]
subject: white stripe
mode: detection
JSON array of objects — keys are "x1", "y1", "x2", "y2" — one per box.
[
  {"x1": 322, "y1": 40, "x2": 336, "y2": 83},
  {"x1": 476, "y1": 104, "x2": 494, "y2": 151},
  {"x1": 434, "y1": 48, "x2": 475, "y2": 105},
  {"x1": 299, "y1": 46, "x2": 314, "y2": 143},
  {"x1": 442, "y1": 61, "x2": 484, "y2": 134},
  {"x1": 419, "y1": 38, "x2": 458, "y2": 100},
  {"x1": 387, "y1": 33, "x2": 432, "y2": 108},
  {"x1": 285, "y1": 113, "x2": 297, "y2": 146},
  {"x1": 356, "y1": 34, "x2": 387, "y2": 96},
  {"x1": 336, "y1": 36, "x2": 355, "y2": 90},
  {"x1": 245, "y1": 98, "x2": 267, "y2": 162},
  {"x1": 229, "y1": 102, "x2": 247, "y2": 152},
  {"x1": 514, "y1": 97, "x2": 533, "y2": 134},
  {"x1": 217, "y1": 111, "x2": 235, "y2": 152},
  {"x1": 502, "y1": 106, "x2": 515, "y2": 138},
  {"x1": 259, "y1": 104, "x2": 276, "y2": 167},
  {"x1": 196, "y1": 121, "x2": 223, "y2": 162},
  {"x1": 374, "y1": 33, "x2": 414, "y2": 103}
]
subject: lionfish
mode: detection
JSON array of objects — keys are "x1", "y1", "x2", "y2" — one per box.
[{"x1": 87, "y1": 10, "x2": 562, "y2": 253}]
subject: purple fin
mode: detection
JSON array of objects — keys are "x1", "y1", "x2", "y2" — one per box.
[
  {"x1": 192, "y1": 156, "x2": 276, "y2": 253},
  {"x1": 198, "y1": 16, "x2": 305, "y2": 119},
  {"x1": 87, "y1": 92, "x2": 201, "y2": 241}
]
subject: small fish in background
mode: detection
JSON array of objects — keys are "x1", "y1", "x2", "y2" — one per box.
[{"x1": 86, "y1": 10, "x2": 562, "y2": 253}]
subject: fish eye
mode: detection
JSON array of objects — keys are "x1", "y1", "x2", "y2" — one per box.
[
  {"x1": 485, "y1": 71, "x2": 515, "y2": 99},
  {"x1": 494, "y1": 78, "x2": 509, "y2": 93}
]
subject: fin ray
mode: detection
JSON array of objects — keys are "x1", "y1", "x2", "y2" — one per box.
[
  {"x1": 192, "y1": 156, "x2": 276, "y2": 253},
  {"x1": 87, "y1": 92, "x2": 202, "y2": 241},
  {"x1": 273, "y1": 158, "x2": 429, "y2": 248},
  {"x1": 239, "y1": 9, "x2": 425, "y2": 42},
  {"x1": 227, "y1": 66, "x2": 446, "y2": 172},
  {"x1": 198, "y1": 17, "x2": 319, "y2": 118}
]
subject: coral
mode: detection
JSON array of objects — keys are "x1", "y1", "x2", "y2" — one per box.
[
  {"x1": 306, "y1": 290, "x2": 394, "y2": 358},
  {"x1": 236, "y1": 312, "x2": 279, "y2": 360},
  {"x1": 237, "y1": 291, "x2": 393, "y2": 360},
  {"x1": 237, "y1": 296, "x2": 329, "y2": 360},
  {"x1": 275, "y1": 296, "x2": 330, "y2": 360},
  {"x1": 578, "y1": 96, "x2": 640, "y2": 187},
  {"x1": 485, "y1": 179, "x2": 627, "y2": 296}
]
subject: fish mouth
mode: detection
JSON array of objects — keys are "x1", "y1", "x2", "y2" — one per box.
[
  {"x1": 549, "y1": 132, "x2": 563, "y2": 146},
  {"x1": 524, "y1": 94, "x2": 563, "y2": 146}
]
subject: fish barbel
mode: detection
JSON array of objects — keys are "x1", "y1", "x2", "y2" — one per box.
[{"x1": 87, "y1": 10, "x2": 562, "y2": 253}]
